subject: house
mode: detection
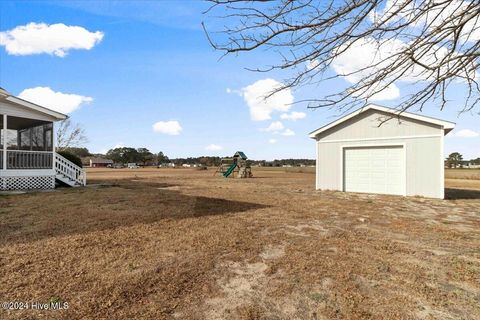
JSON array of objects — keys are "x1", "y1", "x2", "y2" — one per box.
[
  {"x1": 0, "y1": 87, "x2": 86, "y2": 190},
  {"x1": 89, "y1": 158, "x2": 113, "y2": 168},
  {"x1": 466, "y1": 163, "x2": 480, "y2": 169},
  {"x1": 158, "y1": 162, "x2": 175, "y2": 168},
  {"x1": 309, "y1": 105, "x2": 455, "y2": 199}
]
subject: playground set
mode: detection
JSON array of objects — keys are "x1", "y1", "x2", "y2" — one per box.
[{"x1": 215, "y1": 151, "x2": 253, "y2": 178}]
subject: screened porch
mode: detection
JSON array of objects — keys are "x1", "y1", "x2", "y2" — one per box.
[{"x1": 0, "y1": 114, "x2": 54, "y2": 170}]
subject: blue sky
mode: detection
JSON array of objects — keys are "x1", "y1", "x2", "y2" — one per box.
[{"x1": 0, "y1": 1, "x2": 478, "y2": 160}]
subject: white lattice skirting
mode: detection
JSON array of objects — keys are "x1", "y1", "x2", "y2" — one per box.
[{"x1": 0, "y1": 176, "x2": 55, "y2": 191}]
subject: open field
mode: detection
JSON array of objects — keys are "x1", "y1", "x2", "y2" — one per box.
[{"x1": 1, "y1": 168, "x2": 479, "y2": 319}]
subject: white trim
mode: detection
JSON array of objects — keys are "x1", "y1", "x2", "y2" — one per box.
[
  {"x1": 2, "y1": 169, "x2": 55, "y2": 177},
  {"x1": 5, "y1": 96, "x2": 67, "y2": 121},
  {"x1": 7, "y1": 150, "x2": 53, "y2": 154},
  {"x1": 317, "y1": 134, "x2": 442, "y2": 144},
  {"x1": 309, "y1": 105, "x2": 455, "y2": 138},
  {"x1": 2, "y1": 114, "x2": 6, "y2": 171},
  {"x1": 440, "y1": 133, "x2": 445, "y2": 199},
  {"x1": 340, "y1": 143, "x2": 407, "y2": 196},
  {"x1": 52, "y1": 122, "x2": 56, "y2": 170},
  {"x1": 315, "y1": 140, "x2": 319, "y2": 190}
]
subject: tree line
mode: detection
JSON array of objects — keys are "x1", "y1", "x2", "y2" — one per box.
[
  {"x1": 62, "y1": 147, "x2": 318, "y2": 167},
  {"x1": 446, "y1": 152, "x2": 480, "y2": 168}
]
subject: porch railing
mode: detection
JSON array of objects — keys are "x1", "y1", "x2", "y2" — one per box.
[{"x1": 5, "y1": 150, "x2": 53, "y2": 169}]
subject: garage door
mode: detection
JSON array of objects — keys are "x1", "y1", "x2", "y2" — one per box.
[{"x1": 343, "y1": 146, "x2": 404, "y2": 196}]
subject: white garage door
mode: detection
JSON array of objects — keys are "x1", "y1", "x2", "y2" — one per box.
[{"x1": 343, "y1": 146, "x2": 404, "y2": 196}]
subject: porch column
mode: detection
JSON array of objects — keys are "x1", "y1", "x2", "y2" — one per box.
[
  {"x1": 2, "y1": 114, "x2": 6, "y2": 171},
  {"x1": 52, "y1": 122, "x2": 56, "y2": 171}
]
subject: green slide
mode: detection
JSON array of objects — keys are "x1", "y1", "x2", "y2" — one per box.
[{"x1": 223, "y1": 163, "x2": 237, "y2": 177}]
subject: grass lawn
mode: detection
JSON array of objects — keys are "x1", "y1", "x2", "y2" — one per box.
[{"x1": 1, "y1": 168, "x2": 479, "y2": 319}]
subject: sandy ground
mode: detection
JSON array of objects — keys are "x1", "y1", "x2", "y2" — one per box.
[{"x1": 0, "y1": 168, "x2": 479, "y2": 319}]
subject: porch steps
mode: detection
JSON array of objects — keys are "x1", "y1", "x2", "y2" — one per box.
[
  {"x1": 54, "y1": 153, "x2": 87, "y2": 188},
  {"x1": 55, "y1": 174, "x2": 82, "y2": 187}
]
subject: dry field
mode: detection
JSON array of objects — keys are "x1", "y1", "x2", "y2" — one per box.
[{"x1": 1, "y1": 168, "x2": 479, "y2": 319}]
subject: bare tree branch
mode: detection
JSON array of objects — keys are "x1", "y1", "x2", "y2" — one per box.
[
  {"x1": 203, "y1": 0, "x2": 480, "y2": 114},
  {"x1": 56, "y1": 119, "x2": 88, "y2": 150}
]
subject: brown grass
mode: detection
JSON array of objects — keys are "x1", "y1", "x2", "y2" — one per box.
[
  {"x1": 0, "y1": 168, "x2": 479, "y2": 319},
  {"x1": 445, "y1": 168, "x2": 480, "y2": 180}
]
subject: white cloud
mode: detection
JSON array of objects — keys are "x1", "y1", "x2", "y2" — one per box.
[
  {"x1": 373, "y1": 0, "x2": 480, "y2": 42},
  {"x1": 364, "y1": 83, "x2": 401, "y2": 102},
  {"x1": 152, "y1": 120, "x2": 182, "y2": 135},
  {"x1": 241, "y1": 79, "x2": 293, "y2": 121},
  {"x1": 331, "y1": 38, "x2": 403, "y2": 101},
  {"x1": 261, "y1": 121, "x2": 284, "y2": 132},
  {"x1": 281, "y1": 129, "x2": 295, "y2": 136},
  {"x1": 0, "y1": 22, "x2": 104, "y2": 57},
  {"x1": 268, "y1": 139, "x2": 277, "y2": 144},
  {"x1": 306, "y1": 59, "x2": 320, "y2": 70},
  {"x1": 330, "y1": 37, "x2": 456, "y2": 101},
  {"x1": 19, "y1": 86, "x2": 92, "y2": 114},
  {"x1": 280, "y1": 111, "x2": 306, "y2": 121},
  {"x1": 205, "y1": 144, "x2": 222, "y2": 151},
  {"x1": 452, "y1": 129, "x2": 479, "y2": 138},
  {"x1": 226, "y1": 87, "x2": 242, "y2": 96}
]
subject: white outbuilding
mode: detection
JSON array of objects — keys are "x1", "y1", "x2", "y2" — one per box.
[{"x1": 309, "y1": 105, "x2": 455, "y2": 199}]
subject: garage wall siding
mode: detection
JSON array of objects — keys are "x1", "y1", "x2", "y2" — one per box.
[
  {"x1": 315, "y1": 110, "x2": 444, "y2": 198},
  {"x1": 316, "y1": 109, "x2": 441, "y2": 142}
]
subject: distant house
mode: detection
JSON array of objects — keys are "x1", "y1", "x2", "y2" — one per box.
[
  {"x1": 182, "y1": 164, "x2": 191, "y2": 168},
  {"x1": 467, "y1": 163, "x2": 480, "y2": 169},
  {"x1": 158, "y1": 163, "x2": 175, "y2": 168},
  {"x1": 89, "y1": 158, "x2": 113, "y2": 168}
]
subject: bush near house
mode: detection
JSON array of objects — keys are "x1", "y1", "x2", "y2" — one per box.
[{"x1": 57, "y1": 150, "x2": 83, "y2": 168}]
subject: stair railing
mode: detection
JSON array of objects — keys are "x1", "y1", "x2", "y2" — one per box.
[{"x1": 55, "y1": 153, "x2": 86, "y2": 186}]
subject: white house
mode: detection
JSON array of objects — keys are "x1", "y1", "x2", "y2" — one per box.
[
  {"x1": 309, "y1": 105, "x2": 455, "y2": 199},
  {"x1": 0, "y1": 87, "x2": 86, "y2": 191}
]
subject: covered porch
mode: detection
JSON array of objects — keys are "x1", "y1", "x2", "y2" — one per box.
[
  {"x1": 0, "y1": 114, "x2": 56, "y2": 190},
  {"x1": 0, "y1": 87, "x2": 86, "y2": 191},
  {"x1": 1, "y1": 114, "x2": 54, "y2": 170}
]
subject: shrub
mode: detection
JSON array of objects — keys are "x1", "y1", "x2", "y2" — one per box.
[{"x1": 57, "y1": 150, "x2": 83, "y2": 168}]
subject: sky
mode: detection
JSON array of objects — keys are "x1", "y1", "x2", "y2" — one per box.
[{"x1": 0, "y1": 0, "x2": 479, "y2": 160}]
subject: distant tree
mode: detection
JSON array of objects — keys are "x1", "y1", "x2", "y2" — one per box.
[
  {"x1": 157, "y1": 151, "x2": 169, "y2": 164},
  {"x1": 56, "y1": 119, "x2": 88, "y2": 149},
  {"x1": 63, "y1": 147, "x2": 91, "y2": 158},
  {"x1": 137, "y1": 148, "x2": 154, "y2": 166},
  {"x1": 106, "y1": 147, "x2": 140, "y2": 164},
  {"x1": 446, "y1": 152, "x2": 464, "y2": 168}
]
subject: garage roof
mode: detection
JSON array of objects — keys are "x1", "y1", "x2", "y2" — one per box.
[{"x1": 309, "y1": 105, "x2": 455, "y2": 139}]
